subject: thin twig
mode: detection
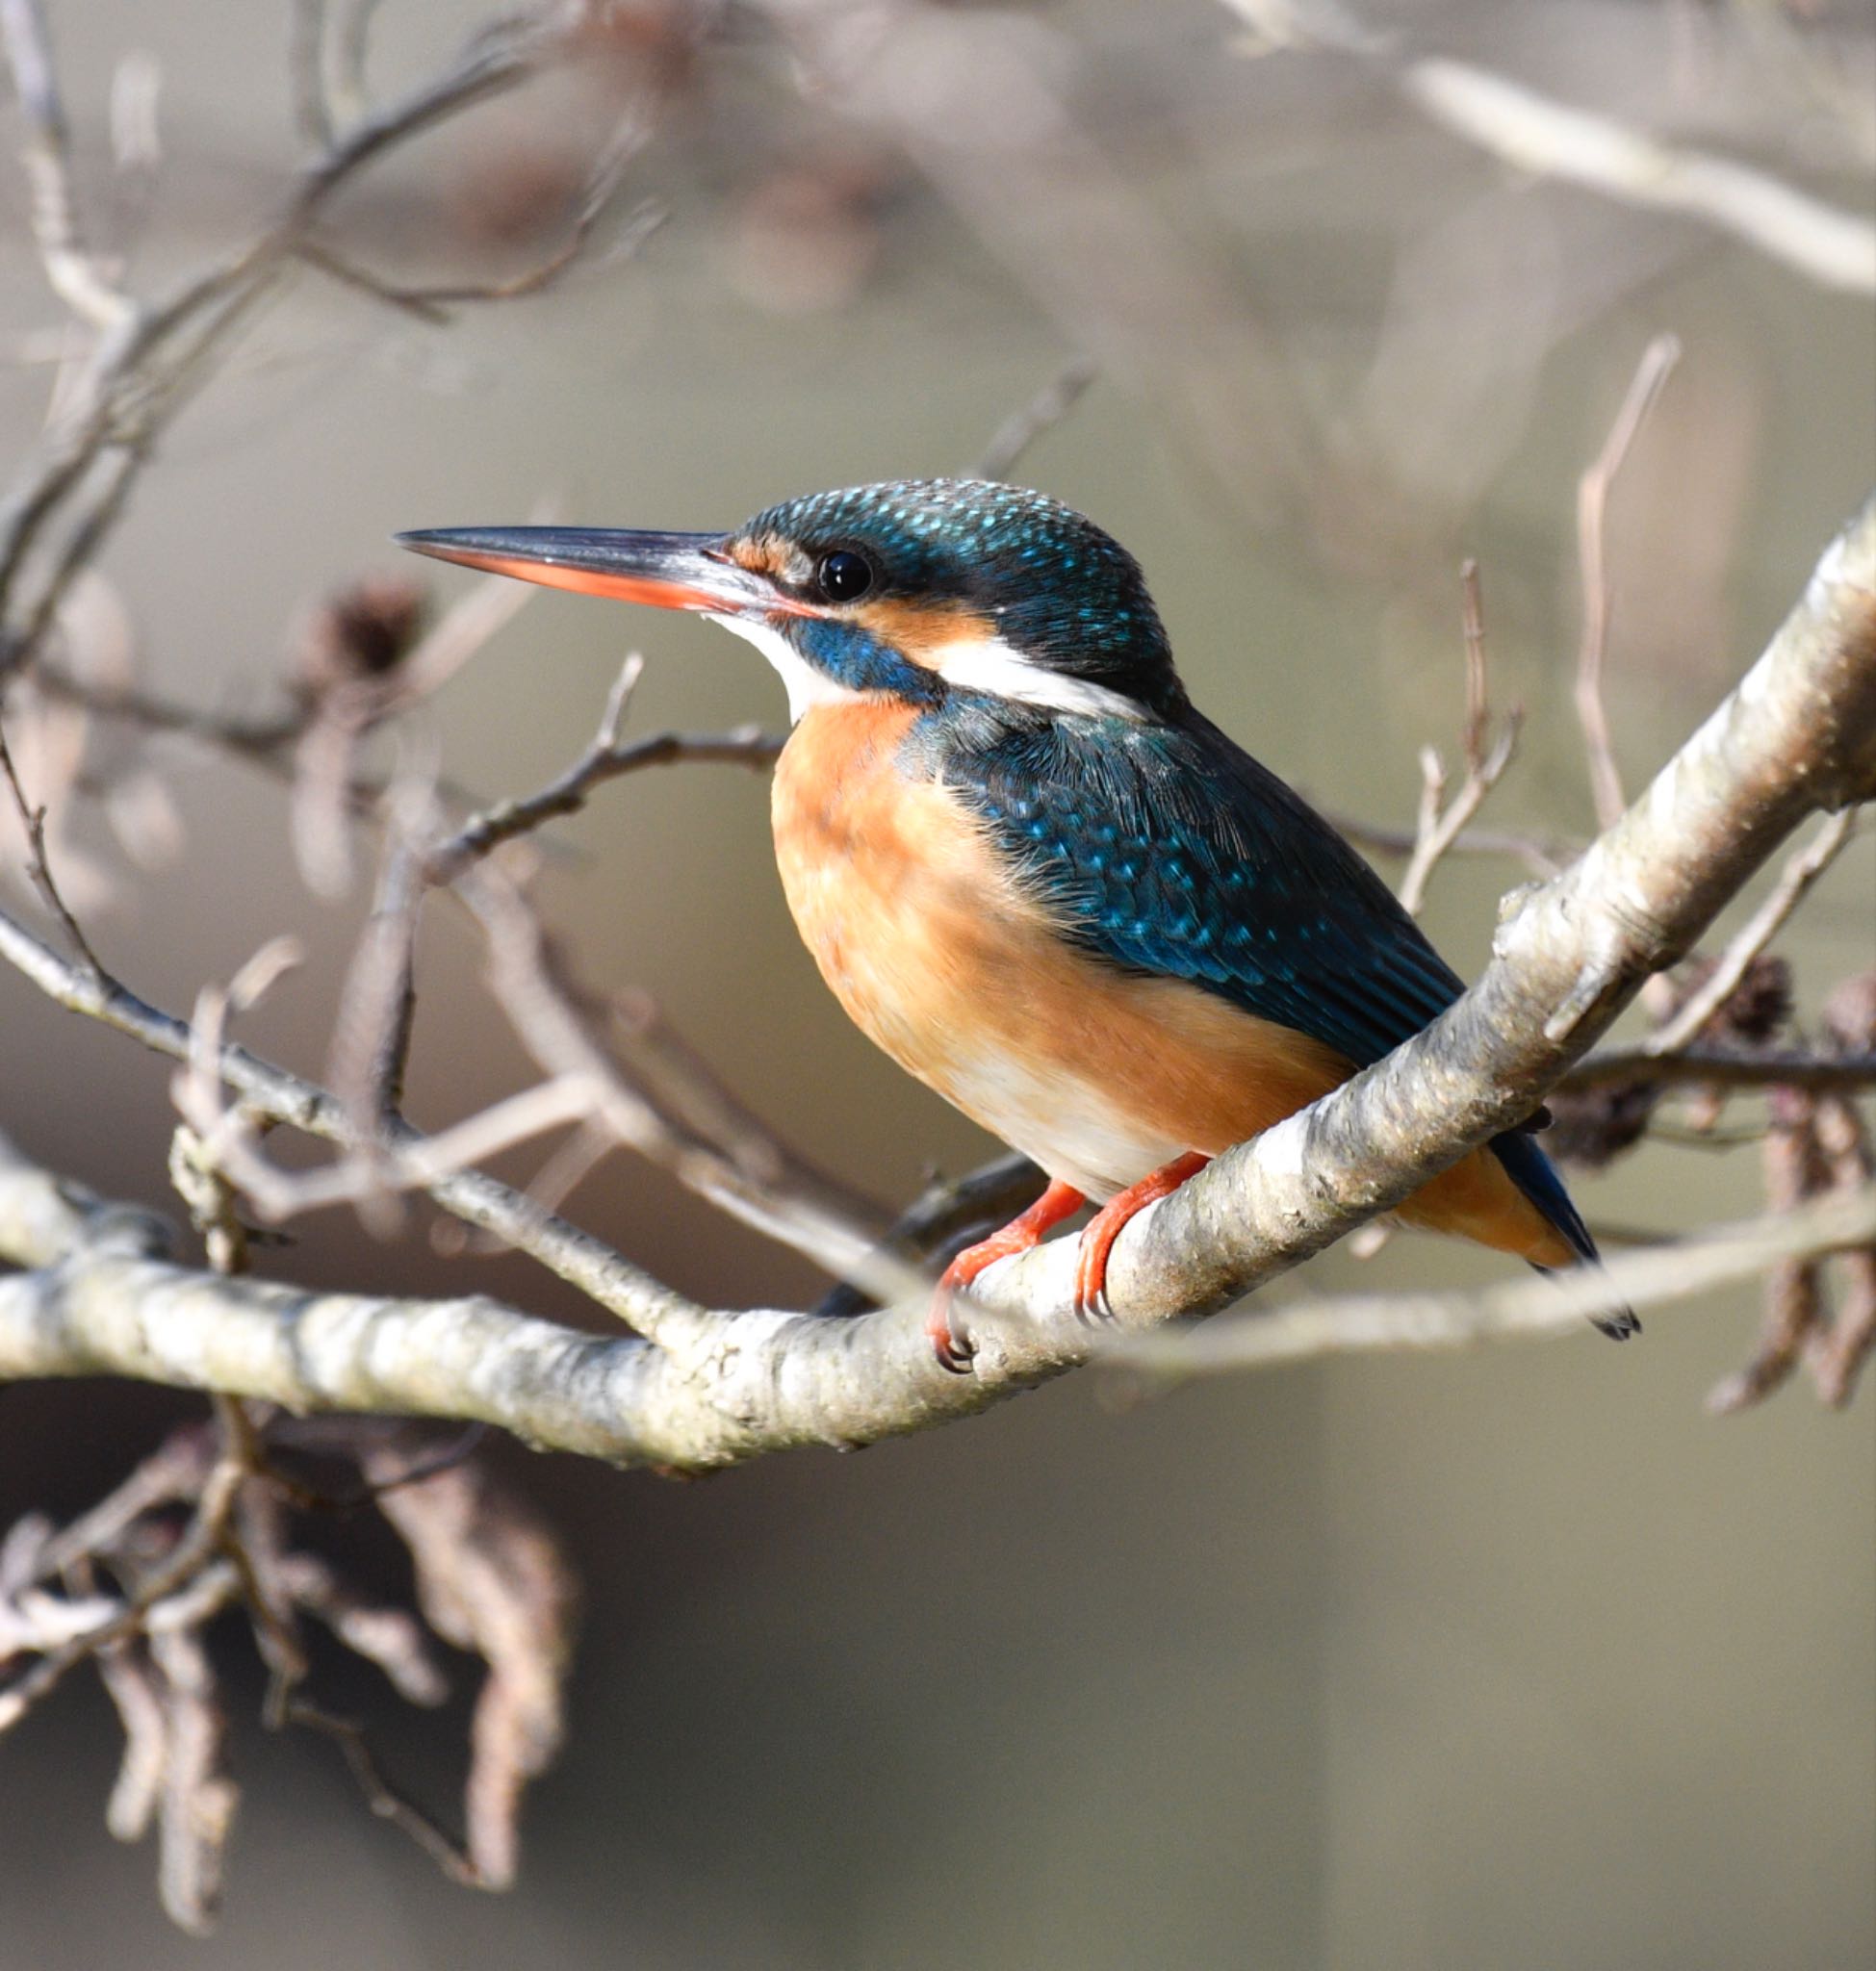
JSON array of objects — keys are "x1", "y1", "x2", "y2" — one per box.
[
  {"x1": 1398, "y1": 558, "x2": 1522, "y2": 917},
  {"x1": 0, "y1": 7, "x2": 583, "y2": 681},
  {"x1": 1575, "y1": 333, "x2": 1680, "y2": 832},
  {"x1": 289, "y1": 1701, "x2": 483, "y2": 1886},
  {"x1": 1646, "y1": 808, "x2": 1861, "y2": 1055},
  {"x1": 0, "y1": 1424, "x2": 248, "y2": 1732},
  {"x1": 296, "y1": 189, "x2": 664, "y2": 320},
  {"x1": 1330, "y1": 808, "x2": 1574, "y2": 878},
  {"x1": 0, "y1": 897, "x2": 697, "y2": 1338},
  {"x1": 461, "y1": 865, "x2": 915, "y2": 1304},
  {"x1": 0, "y1": 709, "x2": 101, "y2": 972},
  {"x1": 0, "y1": 0, "x2": 134, "y2": 326},
  {"x1": 424, "y1": 662, "x2": 781, "y2": 883},
  {"x1": 970, "y1": 358, "x2": 1098, "y2": 480}
]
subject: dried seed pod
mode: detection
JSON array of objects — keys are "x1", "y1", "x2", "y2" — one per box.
[
  {"x1": 1542, "y1": 1077, "x2": 1659, "y2": 1169},
  {"x1": 293, "y1": 574, "x2": 428, "y2": 698}
]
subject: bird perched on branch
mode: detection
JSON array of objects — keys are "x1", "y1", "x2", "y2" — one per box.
[{"x1": 401, "y1": 478, "x2": 1631, "y2": 1369}]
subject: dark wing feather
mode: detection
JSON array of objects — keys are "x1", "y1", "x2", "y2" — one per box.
[
  {"x1": 935, "y1": 704, "x2": 1624, "y2": 1323},
  {"x1": 950, "y1": 707, "x2": 1470, "y2": 1068}
]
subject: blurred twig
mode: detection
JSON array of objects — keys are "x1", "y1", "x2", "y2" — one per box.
[
  {"x1": 1576, "y1": 334, "x2": 1681, "y2": 833},
  {"x1": 1220, "y1": 3, "x2": 1876, "y2": 294},
  {"x1": 970, "y1": 359, "x2": 1098, "y2": 481},
  {"x1": 0, "y1": 0, "x2": 134, "y2": 327},
  {"x1": 1399, "y1": 57, "x2": 1876, "y2": 295},
  {"x1": 1398, "y1": 559, "x2": 1522, "y2": 916},
  {"x1": 1645, "y1": 808, "x2": 1860, "y2": 1056},
  {"x1": 0, "y1": 708, "x2": 101, "y2": 972},
  {"x1": 423, "y1": 654, "x2": 782, "y2": 884},
  {"x1": 0, "y1": 1399, "x2": 576, "y2": 1922},
  {"x1": 0, "y1": 5, "x2": 588, "y2": 683},
  {"x1": 1557, "y1": 1042, "x2": 1876, "y2": 1095}
]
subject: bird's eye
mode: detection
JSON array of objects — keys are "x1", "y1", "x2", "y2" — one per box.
[{"x1": 815, "y1": 550, "x2": 873, "y2": 602}]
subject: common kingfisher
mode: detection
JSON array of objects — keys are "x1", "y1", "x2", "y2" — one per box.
[{"x1": 400, "y1": 478, "x2": 1631, "y2": 1370}]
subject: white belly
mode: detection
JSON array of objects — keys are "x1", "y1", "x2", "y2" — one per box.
[{"x1": 938, "y1": 1047, "x2": 1185, "y2": 1200}]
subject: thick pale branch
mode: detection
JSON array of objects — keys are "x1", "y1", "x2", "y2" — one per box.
[{"x1": 3, "y1": 1159, "x2": 1870, "y2": 1469}]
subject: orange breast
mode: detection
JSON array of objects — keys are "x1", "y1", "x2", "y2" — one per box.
[{"x1": 771, "y1": 700, "x2": 1572, "y2": 1265}]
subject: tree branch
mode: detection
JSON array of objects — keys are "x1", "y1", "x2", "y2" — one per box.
[
  {"x1": 0, "y1": 911, "x2": 702, "y2": 1340},
  {"x1": 1107, "y1": 1183, "x2": 1876, "y2": 1374},
  {"x1": 1399, "y1": 57, "x2": 1876, "y2": 296},
  {"x1": 0, "y1": 4, "x2": 595, "y2": 680}
]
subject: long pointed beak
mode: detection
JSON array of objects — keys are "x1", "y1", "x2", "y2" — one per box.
[{"x1": 396, "y1": 525, "x2": 810, "y2": 618}]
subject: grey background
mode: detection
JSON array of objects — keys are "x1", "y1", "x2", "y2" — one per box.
[{"x1": 1, "y1": 3, "x2": 1871, "y2": 1966}]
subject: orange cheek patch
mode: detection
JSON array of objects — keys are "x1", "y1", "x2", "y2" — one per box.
[
  {"x1": 726, "y1": 533, "x2": 798, "y2": 584},
  {"x1": 849, "y1": 599, "x2": 996, "y2": 669}
]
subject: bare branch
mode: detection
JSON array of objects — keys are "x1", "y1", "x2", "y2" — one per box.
[
  {"x1": 424, "y1": 655, "x2": 782, "y2": 884},
  {"x1": 0, "y1": 709, "x2": 102, "y2": 972},
  {"x1": 0, "y1": 6, "x2": 600, "y2": 682},
  {"x1": 296, "y1": 182, "x2": 664, "y2": 320},
  {"x1": 1399, "y1": 57, "x2": 1876, "y2": 296},
  {"x1": 1646, "y1": 808, "x2": 1861, "y2": 1056},
  {"x1": 0, "y1": 0, "x2": 134, "y2": 326},
  {"x1": 1108, "y1": 1182, "x2": 1876, "y2": 1375},
  {"x1": 1575, "y1": 334, "x2": 1681, "y2": 832},
  {"x1": 461, "y1": 866, "x2": 916, "y2": 1312},
  {"x1": 970, "y1": 358, "x2": 1098, "y2": 480},
  {"x1": 1397, "y1": 559, "x2": 1522, "y2": 917},
  {"x1": 0, "y1": 915, "x2": 701, "y2": 1338},
  {"x1": 0, "y1": 1420, "x2": 247, "y2": 1732}
]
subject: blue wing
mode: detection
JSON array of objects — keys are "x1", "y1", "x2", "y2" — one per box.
[{"x1": 932, "y1": 704, "x2": 1609, "y2": 1286}]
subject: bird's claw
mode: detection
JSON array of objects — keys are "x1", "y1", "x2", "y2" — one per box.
[
  {"x1": 922, "y1": 1178, "x2": 1086, "y2": 1374},
  {"x1": 926, "y1": 1292, "x2": 977, "y2": 1374},
  {"x1": 1072, "y1": 1268, "x2": 1115, "y2": 1326}
]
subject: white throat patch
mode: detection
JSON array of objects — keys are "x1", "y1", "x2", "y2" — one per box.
[
  {"x1": 927, "y1": 635, "x2": 1144, "y2": 722},
  {"x1": 705, "y1": 613, "x2": 858, "y2": 724}
]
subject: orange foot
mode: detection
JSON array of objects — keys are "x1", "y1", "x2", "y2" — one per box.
[
  {"x1": 1072, "y1": 1153, "x2": 1211, "y2": 1322},
  {"x1": 928, "y1": 1178, "x2": 1085, "y2": 1373}
]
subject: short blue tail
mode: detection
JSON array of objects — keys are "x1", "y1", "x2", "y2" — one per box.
[{"x1": 1489, "y1": 1129, "x2": 1638, "y2": 1339}]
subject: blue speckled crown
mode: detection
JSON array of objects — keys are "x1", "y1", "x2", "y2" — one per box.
[{"x1": 743, "y1": 478, "x2": 1183, "y2": 708}]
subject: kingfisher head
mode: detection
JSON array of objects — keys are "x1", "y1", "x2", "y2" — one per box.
[{"x1": 398, "y1": 477, "x2": 1183, "y2": 725}]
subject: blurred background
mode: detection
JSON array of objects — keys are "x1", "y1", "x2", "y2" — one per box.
[{"x1": 1, "y1": 2, "x2": 1872, "y2": 1965}]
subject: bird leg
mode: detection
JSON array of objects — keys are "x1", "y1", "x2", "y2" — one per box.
[
  {"x1": 1073, "y1": 1152, "x2": 1211, "y2": 1321},
  {"x1": 928, "y1": 1178, "x2": 1085, "y2": 1372}
]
